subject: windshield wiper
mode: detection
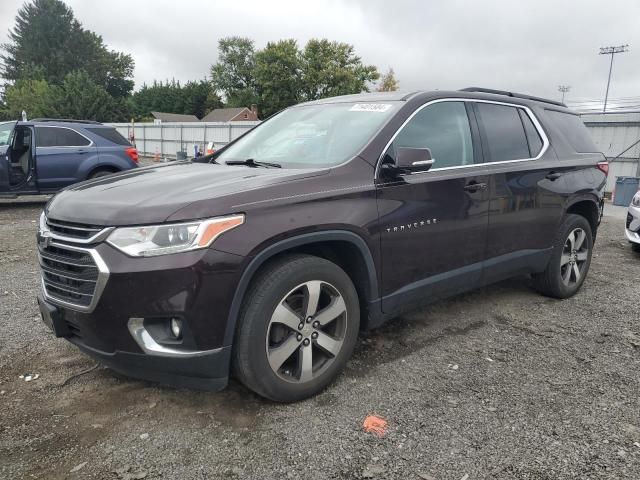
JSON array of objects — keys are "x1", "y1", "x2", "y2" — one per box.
[{"x1": 225, "y1": 158, "x2": 281, "y2": 168}]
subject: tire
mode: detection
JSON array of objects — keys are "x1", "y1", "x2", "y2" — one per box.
[
  {"x1": 532, "y1": 214, "x2": 593, "y2": 299},
  {"x1": 88, "y1": 169, "x2": 115, "y2": 179},
  {"x1": 232, "y1": 254, "x2": 360, "y2": 402},
  {"x1": 631, "y1": 243, "x2": 640, "y2": 253}
]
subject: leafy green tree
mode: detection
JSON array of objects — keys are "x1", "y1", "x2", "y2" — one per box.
[
  {"x1": 129, "y1": 79, "x2": 221, "y2": 120},
  {"x1": 377, "y1": 67, "x2": 399, "y2": 92},
  {"x1": 2, "y1": 78, "x2": 57, "y2": 119},
  {"x1": 210, "y1": 37, "x2": 259, "y2": 108},
  {"x1": 300, "y1": 39, "x2": 379, "y2": 101},
  {"x1": 53, "y1": 71, "x2": 128, "y2": 121},
  {"x1": 254, "y1": 39, "x2": 301, "y2": 117},
  {"x1": 0, "y1": 0, "x2": 134, "y2": 97}
]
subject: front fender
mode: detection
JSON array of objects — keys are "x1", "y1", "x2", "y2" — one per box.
[{"x1": 222, "y1": 230, "x2": 379, "y2": 346}]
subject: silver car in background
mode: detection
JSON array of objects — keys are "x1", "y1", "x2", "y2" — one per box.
[{"x1": 626, "y1": 191, "x2": 640, "y2": 252}]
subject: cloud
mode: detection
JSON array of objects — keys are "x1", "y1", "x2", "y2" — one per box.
[{"x1": 1, "y1": 0, "x2": 638, "y2": 106}]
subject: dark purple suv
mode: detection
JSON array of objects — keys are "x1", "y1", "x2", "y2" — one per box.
[{"x1": 36, "y1": 88, "x2": 607, "y2": 402}]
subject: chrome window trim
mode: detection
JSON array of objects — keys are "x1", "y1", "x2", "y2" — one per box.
[
  {"x1": 35, "y1": 125, "x2": 94, "y2": 148},
  {"x1": 39, "y1": 241, "x2": 109, "y2": 313},
  {"x1": 375, "y1": 97, "x2": 550, "y2": 179}
]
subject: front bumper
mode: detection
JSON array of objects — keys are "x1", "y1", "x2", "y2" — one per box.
[
  {"x1": 37, "y1": 241, "x2": 246, "y2": 390},
  {"x1": 626, "y1": 204, "x2": 640, "y2": 245}
]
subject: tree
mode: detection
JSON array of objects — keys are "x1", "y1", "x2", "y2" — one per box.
[
  {"x1": 2, "y1": 78, "x2": 56, "y2": 119},
  {"x1": 254, "y1": 39, "x2": 301, "y2": 117},
  {"x1": 377, "y1": 68, "x2": 399, "y2": 92},
  {"x1": 0, "y1": 0, "x2": 134, "y2": 97},
  {"x1": 300, "y1": 39, "x2": 379, "y2": 101},
  {"x1": 129, "y1": 79, "x2": 222, "y2": 120},
  {"x1": 210, "y1": 37, "x2": 259, "y2": 108},
  {"x1": 53, "y1": 71, "x2": 128, "y2": 121}
]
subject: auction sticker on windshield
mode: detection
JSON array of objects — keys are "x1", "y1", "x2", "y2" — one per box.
[{"x1": 349, "y1": 103, "x2": 393, "y2": 113}]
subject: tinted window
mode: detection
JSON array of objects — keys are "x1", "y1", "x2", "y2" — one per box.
[
  {"x1": 0, "y1": 122, "x2": 15, "y2": 146},
  {"x1": 393, "y1": 101, "x2": 473, "y2": 169},
  {"x1": 518, "y1": 109, "x2": 543, "y2": 157},
  {"x1": 86, "y1": 127, "x2": 131, "y2": 146},
  {"x1": 545, "y1": 110, "x2": 597, "y2": 153},
  {"x1": 476, "y1": 104, "x2": 530, "y2": 162},
  {"x1": 36, "y1": 127, "x2": 91, "y2": 147}
]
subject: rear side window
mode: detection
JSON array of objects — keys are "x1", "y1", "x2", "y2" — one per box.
[
  {"x1": 475, "y1": 103, "x2": 530, "y2": 162},
  {"x1": 545, "y1": 110, "x2": 597, "y2": 153},
  {"x1": 518, "y1": 109, "x2": 544, "y2": 157},
  {"x1": 36, "y1": 127, "x2": 91, "y2": 147},
  {"x1": 86, "y1": 127, "x2": 131, "y2": 146}
]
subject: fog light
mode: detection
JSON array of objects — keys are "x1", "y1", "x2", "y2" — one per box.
[{"x1": 170, "y1": 318, "x2": 182, "y2": 339}]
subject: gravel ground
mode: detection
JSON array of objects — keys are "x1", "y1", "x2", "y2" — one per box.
[{"x1": 1, "y1": 199, "x2": 639, "y2": 480}]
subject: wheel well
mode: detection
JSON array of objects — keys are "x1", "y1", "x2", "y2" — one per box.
[
  {"x1": 256, "y1": 241, "x2": 373, "y2": 330},
  {"x1": 87, "y1": 165, "x2": 118, "y2": 178},
  {"x1": 566, "y1": 200, "x2": 599, "y2": 235}
]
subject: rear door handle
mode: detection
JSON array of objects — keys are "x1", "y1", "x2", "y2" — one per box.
[
  {"x1": 546, "y1": 171, "x2": 562, "y2": 180},
  {"x1": 463, "y1": 182, "x2": 487, "y2": 192}
]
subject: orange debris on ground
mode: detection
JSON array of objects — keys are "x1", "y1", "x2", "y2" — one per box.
[{"x1": 363, "y1": 415, "x2": 388, "y2": 437}]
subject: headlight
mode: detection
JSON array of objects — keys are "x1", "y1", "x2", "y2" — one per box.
[
  {"x1": 107, "y1": 214, "x2": 244, "y2": 257},
  {"x1": 632, "y1": 192, "x2": 640, "y2": 207}
]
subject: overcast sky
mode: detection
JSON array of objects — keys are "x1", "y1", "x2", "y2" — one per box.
[{"x1": 1, "y1": 0, "x2": 639, "y2": 108}]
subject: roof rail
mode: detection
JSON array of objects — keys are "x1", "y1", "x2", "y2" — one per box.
[
  {"x1": 459, "y1": 87, "x2": 566, "y2": 108},
  {"x1": 29, "y1": 118, "x2": 102, "y2": 125}
]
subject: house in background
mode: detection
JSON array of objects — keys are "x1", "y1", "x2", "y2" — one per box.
[
  {"x1": 201, "y1": 105, "x2": 259, "y2": 122},
  {"x1": 151, "y1": 112, "x2": 199, "y2": 124}
]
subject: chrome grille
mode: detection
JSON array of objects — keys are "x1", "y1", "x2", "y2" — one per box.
[
  {"x1": 46, "y1": 218, "x2": 105, "y2": 241},
  {"x1": 38, "y1": 241, "x2": 108, "y2": 312}
]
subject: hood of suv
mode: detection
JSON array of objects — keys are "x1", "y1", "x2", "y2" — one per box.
[{"x1": 46, "y1": 162, "x2": 328, "y2": 226}]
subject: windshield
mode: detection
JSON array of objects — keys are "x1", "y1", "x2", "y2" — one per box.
[
  {"x1": 216, "y1": 102, "x2": 399, "y2": 168},
  {"x1": 0, "y1": 121, "x2": 16, "y2": 146}
]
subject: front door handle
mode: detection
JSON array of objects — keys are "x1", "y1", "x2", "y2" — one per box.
[
  {"x1": 463, "y1": 182, "x2": 487, "y2": 192},
  {"x1": 546, "y1": 171, "x2": 562, "y2": 181}
]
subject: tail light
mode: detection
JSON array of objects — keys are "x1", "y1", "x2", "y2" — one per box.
[
  {"x1": 125, "y1": 147, "x2": 139, "y2": 163},
  {"x1": 596, "y1": 161, "x2": 609, "y2": 176}
]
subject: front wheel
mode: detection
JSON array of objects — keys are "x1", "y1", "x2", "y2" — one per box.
[
  {"x1": 532, "y1": 214, "x2": 593, "y2": 299},
  {"x1": 232, "y1": 254, "x2": 360, "y2": 402}
]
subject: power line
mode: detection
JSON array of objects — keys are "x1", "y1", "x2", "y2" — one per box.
[{"x1": 599, "y1": 44, "x2": 629, "y2": 113}]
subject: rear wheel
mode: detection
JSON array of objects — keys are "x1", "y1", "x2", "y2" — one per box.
[
  {"x1": 631, "y1": 243, "x2": 640, "y2": 253},
  {"x1": 232, "y1": 254, "x2": 359, "y2": 402},
  {"x1": 88, "y1": 168, "x2": 116, "y2": 179},
  {"x1": 532, "y1": 214, "x2": 593, "y2": 299}
]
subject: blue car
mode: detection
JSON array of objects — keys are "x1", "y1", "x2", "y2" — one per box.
[{"x1": 0, "y1": 118, "x2": 139, "y2": 197}]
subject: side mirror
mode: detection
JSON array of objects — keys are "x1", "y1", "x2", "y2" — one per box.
[{"x1": 395, "y1": 147, "x2": 434, "y2": 173}]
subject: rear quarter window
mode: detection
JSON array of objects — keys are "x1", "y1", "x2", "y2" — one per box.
[
  {"x1": 545, "y1": 110, "x2": 597, "y2": 153},
  {"x1": 86, "y1": 127, "x2": 131, "y2": 146}
]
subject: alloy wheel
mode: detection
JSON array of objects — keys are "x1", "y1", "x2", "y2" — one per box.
[
  {"x1": 560, "y1": 227, "x2": 589, "y2": 286},
  {"x1": 265, "y1": 280, "x2": 347, "y2": 383}
]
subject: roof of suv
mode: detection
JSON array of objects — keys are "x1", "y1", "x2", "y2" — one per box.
[
  {"x1": 300, "y1": 88, "x2": 569, "y2": 111},
  {"x1": 19, "y1": 118, "x2": 112, "y2": 129}
]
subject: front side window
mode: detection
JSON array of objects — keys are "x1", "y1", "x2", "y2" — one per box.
[
  {"x1": 391, "y1": 101, "x2": 474, "y2": 169},
  {"x1": 0, "y1": 121, "x2": 16, "y2": 146},
  {"x1": 475, "y1": 103, "x2": 530, "y2": 162},
  {"x1": 216, "y1": 102, "x2": 399, "y2": 168},
  {"x1": 36, "y1": 127, "x2": 91, "y2": 147}
]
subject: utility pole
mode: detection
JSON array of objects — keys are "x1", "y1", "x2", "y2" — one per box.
[
  {"x1": 599, "y1": 44, "x2": 629, "y2": 114},
  {"x1": 558, "y1": 85, "x2": 571, "y2": 103}
]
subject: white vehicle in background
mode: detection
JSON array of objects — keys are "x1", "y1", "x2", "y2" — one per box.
[{"x1": 626, "y1": 191, "x2": 640, "y2": 252}]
